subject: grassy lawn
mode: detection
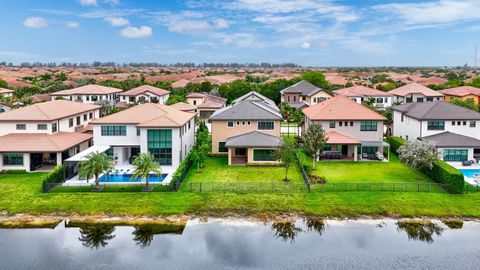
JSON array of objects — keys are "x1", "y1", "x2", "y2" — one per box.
[
  {"x1": 4, "y1": 173, "x2": 480, "y2": 217},
  {"x1": 308, "y1": 154, "x2": 431, "y2": 183},
  {"x1": 281, "y1": 121, "x2": 298, "y2": 127}
]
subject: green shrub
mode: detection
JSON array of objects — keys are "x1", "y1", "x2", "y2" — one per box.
[
  {"x1": 172, "y1": 151, "x2": 194, "y2": 183},
  {"x1": 1, "y1": 169, "x2": 27, "y2": 174},
  {"x1": 387, "y1": 136, "x2": 406, "y2": 155},
  {"x1": 42, "y1": 164, "x2": 67, "y2": 184},
  {"x1": 296, "y1": 150, "x2": 313, "y2": 175},
  {"x1": 421, "y1": 160, "x2": 464, "y2": 194}
]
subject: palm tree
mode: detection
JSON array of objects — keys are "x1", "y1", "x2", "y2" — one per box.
[
  {"x1": 78, "y1": 224, "x2": 116, "y2": 249},
  {"x1": 132, "y1": 225, "x2": 156, "y2": 248},
  {"x1": 131, "y1": 152, "x2": 162, "y2": 192},
  {"x1": 79, "y1": 151, "x2": 114, "y2": 191}
]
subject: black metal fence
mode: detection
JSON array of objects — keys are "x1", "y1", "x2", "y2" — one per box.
[
  {"x1": 309, "y1": 182, "x2": 446, "y2": 193},
  {"x1": 187, "y1": 181, "x2": 309, "y2": 193},
  {"x1": 294, "y1": 151, "x2": 311, "y2": 192},
  {"x1": 43, "y1": 182, "x2": 180, "y2": 193}
]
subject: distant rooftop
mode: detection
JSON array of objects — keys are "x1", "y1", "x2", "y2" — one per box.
[
  {"x1": 438, "y1": 86, "x2": 480, "y2": 97},
  {"x1": 119, "y1": 85, "x2": 170, "y2": 97},
  {"x1": 280, "y1": 80, "x2": 324, "y2": 97},
  {"x1": 51, "y1": 84, "x2": 122, "y2": 96},
  {"x1": 388, "y1": 82, "x2": 443, "y2": 97},
  {"x1": 392, "y1": 101, "x2": 480, "y2": 120},
  {"x1": 333, "y1": 85, "x2": 391, "y2": 97}
]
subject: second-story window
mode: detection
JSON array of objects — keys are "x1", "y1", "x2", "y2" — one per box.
[
  {"x1": 69, "y1": 118, "x2": 73, "y2": 128},
  {"x1": 52, "y1": 122, "x2": 57, "y2": 133},
  {"x1": 227, "y1": 121, "x2": 233, "y2": 128},
  {"x1": 101, "y1": 125, "x2": 127, "y2": 136},
  {"x1": 329, "y1": 121, "x2": 335, "y2": 128},
  {"x1": 360, "y1": 121, "x2": 377, "y2": 131},
  {"x1": 470, "y1": 121, "x2": 476, "y2": 128},
  {"x1": 427, "y1": 121, "x2": 445, "y2": 130},
  {"x1": 16, "y1": 124, "x2": 26, "y2": 130},
  {"x1": 37, "y1": 124, "x2": 47, "y2": 130},
  {"x1": 258, "y1": 121, "x2": 274, "y2": 130}
]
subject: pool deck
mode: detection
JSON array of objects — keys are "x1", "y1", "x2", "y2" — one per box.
[{"x1": 448, "y1": 162, "x2": 480, "y2": 186}]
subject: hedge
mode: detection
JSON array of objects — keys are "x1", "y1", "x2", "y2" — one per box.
[
  {"x1": 421, "y1": 160, "x2": 464, "y2": 194},
  {"x1": 1, "y1": 169, "x2": 27, "y2": 174},
  {"x1": 172, "y1": 151, "x2": 194, "y2": 183},
  {"x1": 296, "y1": 150, "x2": 313, "y2": 175},
  {"x1": 387, "y1": 136, "x2": 406, "y2": 155},
  {"x1": 42, "y1": 164, "x2": 67, "y2": 184}
]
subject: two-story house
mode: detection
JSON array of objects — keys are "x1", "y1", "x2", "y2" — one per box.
[
  {"x1": 117, "y1": 85, "x2": 170, "y2": 107},
  {"x1": 392, "y1": 101, "x2": 480, "y2": 162},
  {"x1": 333, "y1": 85, "x2": 392, "y2": 110},
  {"x1": 209, "y1": 91, "x2": 283, "y2": 165},
  {"x1": 186, "y1": 93, "x2": 226, "y2": 119},
  {"x1": 303, "y1": 95, "x2": 388, "y2": 161},
  {"x1": 388, "y1": 82, "x2": 444, "y2": 104},
  {"x1": 90, "y1": 103, "x2": 196, "y2": 174},
  {"x1": 280, "y1": 80, "x2": 332, "y2": 109},
  {"x1": 50, "y1": 84, "x2": 122, "y2": 104},
  {"x1": 439, "y1": 86, "x2": 480, "y2": 106},
  {"x1": 0, "y1": 100, "x2": 101, "y2": 172}
]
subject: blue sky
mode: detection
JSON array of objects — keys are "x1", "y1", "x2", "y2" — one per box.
[{"x1": 1, "y1": 0, "x2": 480, "y2": 66}]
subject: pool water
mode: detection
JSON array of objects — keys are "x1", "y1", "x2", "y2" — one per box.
[
  {"x1": 459, "y1": 169, "x2": 480, "y2": 179},
  {"x1": 100, "y1": 173, "x2": 168, "y2": 183}
]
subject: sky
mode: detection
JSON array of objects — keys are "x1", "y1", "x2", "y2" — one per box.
[{"x1": 1, "y1": 0, "x2": 480, "y2": 66}]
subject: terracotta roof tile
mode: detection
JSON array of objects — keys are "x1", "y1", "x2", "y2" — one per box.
[
  {"x1": 119, "y1": 85, "x2": 170, "y2": 97},
  {"x1": 388, "y1": 82, "x2": 443, "y2": 97},
  {"x1": 51, "y1": 84, "x2": 122, "y2": 95},
  {"x1": 0, "y1": 100, "x2": 100, "y2": 121},
  {"x1": 0, "y1": 132, "x2": 92, "y2": 152},
  {"x1": 325, "y1": 131, "x2": 360, "y2": 145},
  {"x1": 438, "y1": 86, "x2": 480, "y2": 97},
  {"x1": 334, "y1": 85, "x2": 392, "y2": 97}
]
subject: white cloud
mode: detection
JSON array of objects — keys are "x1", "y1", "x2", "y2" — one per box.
[
  {"x1": 105, "y1": 17, "x2": 129, "y2": 26},
  {"x1": 105, "y1": 0, "x2": 119, "y2": 5},
  {"x1": 120, "y1": 26, "x2": 152, "y2": 38},
  {"x1": 23, "y1": 17, "x2": 48, "y2": 28},
  {"x1": 152, "y1": 11, "x2": 229, "y2": 34},
  {"x1": 80, "y1": 0, "x2": 97, "y2": 6},
  {"x1": 66, "y1": 21, "x2": 80, "y2": 28},
  {"x1": 213, "y1": 18, "x2": 229, "y2": 29},
  {"x1": 301, "y1": 42, "x2": 311, "y2": 49},
  {"x1": 169, "y1": 20, "x2": 211, "y2": 33}
]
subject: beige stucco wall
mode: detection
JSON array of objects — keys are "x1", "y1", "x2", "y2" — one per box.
[
  {"x1": 305, "y1": 91, "x2": 332, "y2": 105},
  {"x1": 211, "y1": 120, "x2": 281, "y2": 154},
  {"x1": 186, "y1": 97, "x2": 204, "y2": 107}
]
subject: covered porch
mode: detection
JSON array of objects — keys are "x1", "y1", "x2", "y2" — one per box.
[
  {"x1": 225, "y1": 131, "x2": 282, "y2": 166},
  {"x1": 323, "y1": 131, "x2": 389, "y2": 162}
]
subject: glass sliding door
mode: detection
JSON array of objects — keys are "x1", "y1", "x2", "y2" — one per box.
[{"x1": 147, "y1": 129, "x2": 172, "y2": 165}]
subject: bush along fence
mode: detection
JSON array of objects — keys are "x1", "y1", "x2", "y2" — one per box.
[
  {"x1": 41, "y1": 164, "x2": 68, "y2": 192},
  {"x1": 388, "y1": 136, "x2": 465, "y2": 194}
]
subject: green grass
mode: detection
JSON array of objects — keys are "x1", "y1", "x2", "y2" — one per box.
[{"x1": 281, "y1": 121, "x2": 298, "y2": 127}]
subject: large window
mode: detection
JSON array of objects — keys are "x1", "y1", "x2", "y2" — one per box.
[
  {"x1": 69, "y1": 118, "x2": 73, "y2": 128},
  {"x1": 148, "y1": 129, "x2": 172, "y2": 165},
  {"x1": 3, "y1": 153, "x2": 23, "y2": 165},
  {"x1": 16, "y1": 124, "x2": 26, "y2": 130},
  {"x1": 360, "y1": 121, "x2": 377, "y2": 131},
  {"x1": 218, "y1": 142, "x2": 227, "y2": 153},
  {"x1": 253, "y1": 149, "x2": 276, "y2": 161},
  {"x1": 101, "y1": 125, "x2": 127, "y2": 136},
  {"x1": 444, "y1": 149, "x2": 468, "y2": 162},
  {"x1": 258, "y1": 121, "x2": 274, "y2": 130},
  {"x1": 358, "y1": 146, "x2": 378, "y2": 154},
  {"x1": 37, "y1": 124, "x2": 47, "y2": 130},
  {"x1": 427, "y1": 121, "x2": 445, "y2": 130},
  {"x1": 52, "y1": 122, "x2": 57, "y2": 133}
]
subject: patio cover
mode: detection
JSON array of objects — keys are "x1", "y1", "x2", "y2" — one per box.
[
  {"x1": 225, "y1": 131, "x2": 282, "y2": 148},
  {"x1": 360, "y1": 141, "x2": 390, "y2": 147},
  {"x1": 65, "y1": 145, "x2": 110, "y2": 162},
  {"x1": 325, "y1": 131, "x2": 360, "y2": 145}
]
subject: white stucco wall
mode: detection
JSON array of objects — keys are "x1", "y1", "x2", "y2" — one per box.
[{"x1": 305, "y1": 118, "x2": 384, "y2": 142}]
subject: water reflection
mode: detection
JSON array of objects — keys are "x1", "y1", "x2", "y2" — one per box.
[
  {"x1": 304, "y1": 217, "x2": 326, "y2": 235},
  {"x1": 78, "y1": 224, "x2": 116, "y2": 249},
  {"x1": 442, "y1": 219, "x2": 464, "y2": 229},
  {"x1": 396, "y1": 221, "x2": 444, "y2": 244},
  {"x1": 132, "y1": 223, "x2": 185, "y2": 248},
  {"x1": 271, "y1": 221, "x2": 303, "y2": 242}
]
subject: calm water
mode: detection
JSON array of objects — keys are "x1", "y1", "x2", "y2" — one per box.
[
  {"x1": 99, "y1": 174, "x2": 167, "y2": 183},
  {"x1": 1, "y1": 219, "x2": 480, "y2": 270}
]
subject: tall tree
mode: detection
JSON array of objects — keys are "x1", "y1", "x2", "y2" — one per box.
[
  {"x1": 303, "y1": 124, "x2": 326, "y2": 170},
  {"x1": 131, "y1": 152, "x2": 162, "y2": 191},
  {"x1": 275, "y1": 140, "x2": 295, "y2": 181},
  {"x1": 449, "y1": 98, "x2": 478, "y2": 112},
  {"x1": 301, "y1": 71, "x2": 329, "y2": 89},
  {"x1": 78, "y1": 224, "x2": 116, "y2": 249},
  {"x1": 79, "y1": 151, "x2": 114, "y2": 191}
]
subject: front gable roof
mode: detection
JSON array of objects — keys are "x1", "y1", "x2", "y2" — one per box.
[
  {"x1": 280, "y1": 80, "x2": 325, "y2": 97},
  {"x1": 391, "y1": 101, "x2": 480, "y2": 120}
]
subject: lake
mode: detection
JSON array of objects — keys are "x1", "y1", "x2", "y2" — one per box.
[{"x1": 1, "y1": 218, "x2": 480, "y2": 269}]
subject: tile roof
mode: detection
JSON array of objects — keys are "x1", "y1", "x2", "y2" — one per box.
[
  {"x1": 171, "y1": 79, "x2": 191, "y2": 88},
  {"x1": 118, "y1": 85, "x2": 170, "y2": 97},
  {"x1": 391, "y1": 101, "x2": 480, "y2": 120},
  {"x1": 333, "y1": 85, "x2": 392, "y2": 97},
  {"x1": 0, "y1": 100, "x2": 100, "y2": 121},
  {"x1": 169, "y1": 102, "x2": 197, "y2": 112},
  {"x1": 233, "y1": 91, "x2": 277, "y2": 107},
  {"x1": 280, "y1": 80, "x2": 324, "y2": 96},
  {"x1": 388, "y1": 82, "x2": 444, "y2": 97},
  {"x1": 0, "y1": 132, "x2": 92, "y2": 153},
  {"x1": 421, "y1": 131, "x2": 480, "y2": 148},
  {"x1": 0, "y1": 88, "x2": 14, "y2": 94},
  {"x1": 438, "y1": 86, "x2": 480, "y2": 97},
  {"x1": 51, "y1": 84, "x2": 122, "y2": 95},
  {"x1": 92, "y1": 103, "x2": 195, "y2": 127},
  {"x1": 209, "y1": 99, "x2": 282, "y2": 121},
  {"x1": 325, "y1": 131, "x2": 360, "y2": 145},
  {"x1": 225, "y1": 131, "x2": 282, "y2": 148},
  {"x1": 302, "y1": 95, "x2": 387, "y2": 121},
  {"x1": 186, "y1": 93, "x2": 226, "y2": 109}
]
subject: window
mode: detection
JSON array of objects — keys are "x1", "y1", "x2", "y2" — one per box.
[
  {"x1": 237, "y1": 121, "x2": 240, "y2": 126},
  {"x1": 92, "y1": 96, "x2": 98, "y2": 102},
  {"x1": 3, "y1": 153, "x2": 23, "y2": 165},
  {"x1": 350, "y1": 121, "x2": 354, "y2": 126},
  {"x1": 52, "y1": 122, "x2": 57, "y2": 133},
  {"x1": 457, "y1": 121, "x2": 461, "y2": 126},
  {"x1": 339, "y1": 121, "x2": 343, "y2": 127},
  {"x1": 188, "y1": 120, "x2": 191, "y2": 129},
  {"x1": 136, "y1": 128, "x2": 140, "y2": 136},
  {"x1": 258, "y1": 121, "x2": 274, "y2": 130},
  {"x1": 417, "y1": 97, "x2": 424, "y2": 102},
  {"x1": 86, "y1": 96, "x2": 90, "y2": 101},
  {"x1": 452, "y1": 121, "x2": 455, "y2": 126},
  {"x1": 401, "y1": 114, "x2": 404, "y2": 122},
  {"x1": 101, "y1": 126, "x2": 127, "y2": 136},
  {"x1": 37, "y1": 124, "x2": 47, "y2": 130},
  {"x1": 242, "y1": 121, "x2": 246, "y2": 126},
  {"x1": 406, "y1": 97, "x2": 413, "y2": 103},
  {"x1": 83, "y1": 114, "x2": 87, "y2": 121},
  {"x1": 427, "y1": 121, "x2": 445, "y2": 130},
  {"x1": 253, "y1": 149, "x2": 276, "y2": 161},
  {"x1": 193, "y1": 100, "x2": 197, "y2": 105},
  {"x1": 360, "y1": 121, "x2": 377, "y2": 131},
  {"x1": 76, "y1": 116, "x2": 81, "y2": 126},
  {"x1": 329, "y1": 121, "x2": 335, "y2": 128},
  {"x1": 227, "y1": 121, "x2": 234, "y2": 128},
  {"x1": 89, "y1": 112, "x2": 93, "y2": 119},
  {"x1": 444, "y1": 149, "x2": 468, "y2": 162},
  {"x1": 69, "y1": 118, "x2": 73, "y2": 128},
  {"x1": 357, "y1": 146, "x2": 377, "y2": 154},
  {"x1": 218, "y1": 142, "x2": 227, "y2": 153},
  {"x1": 427, "y1": 97, "x2": 433, "y2": 102},
  {"x1": 247, "y1": 121, "x2": 251, "y2": 126},
  {"x1": 148, "y1": 129, "x2": 172, "y2": 165},
  {"x1": 470, "y1": 121, "x2": 476, "y2": 128},
  {"x1": 376, "y1": 98, "x2": 383, "y2": 103},
  {"x1": 344, "y1": 121, "x2": 348, "y2": 126},
  {"x1": 463, "y1": 121, "x2": 467, "y2": 126},
  {"x1": 16, "y1": 124, "x2": 26, "y2": 130}
]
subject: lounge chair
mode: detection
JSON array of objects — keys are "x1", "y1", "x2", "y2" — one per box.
[
  {"x1": 375, "y1": 152, "x2": 384, "y2": 161},
  {"x1": 462, "y1": 160, "x2": 474, "y2": 166}
]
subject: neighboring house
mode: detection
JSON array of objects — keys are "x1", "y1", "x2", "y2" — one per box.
[
  {"x1": 209, "y1": 91, "x2": 283, "y2": 165},
  {"x1": 169, "y1": 102, "x2": 197, "y2": 113},
  {"x1": 392, "y1": 101, "x2": 480, "y2": 162},
  {"x1": 118, "y1": 85, "x2": 170, "y2": 105},
  {"x1": 171, "y1": 79, "x2": 190, "y2": 88},
  {"x1": 0, "y1": 88, "x2": 14, "y2": 98},
  {"x1": 31, "y1": 94, "x2": 52, "y2": 104},
  {"x1": 333, "y1": 85, "x2": 392, "y2": 109},
  {"x1": 90, "y1": 103, "x2": 196, "y2": 172},
  {"x1": 186, "y1": 93, "x2": 227, "y2": 119},
  {"x1": 388, "y1": 82, "x2": 444, "y2": 103},
  {"x1": 302, "y1": 95, "x2": 387, "y2": 161},
  {"x1": 50, "y1": 84, "x2": 122, "y2": 104},
  {"x1": 439, "y1": 86, "x2": 480, "y2": 106},
  {"x1": 0, "y1": 103, "x2": 11, "y2": 113},
  {"x1": 0, "y1": 100, "x2": 101, "y2": 172},
  {"x1": 280, "y1": 80, "x2": 332, "y2": 109}
]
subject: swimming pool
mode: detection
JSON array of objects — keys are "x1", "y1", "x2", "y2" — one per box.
[
  {"x1": 99, "y1": 173, "x2": 168, "y2": 183},
  {"x1": 459, "y1": 169, "x2": 480, "y2": 179}
]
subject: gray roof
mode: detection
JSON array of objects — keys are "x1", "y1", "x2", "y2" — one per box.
[
  {"x1": 289, "y1": 101, "x2": 309, "y2": 109},
  {"x1": 421, "y1": 132, "x2": 480, "y2": 148},
  {"x1": 280, "y1": 80, "x2": 323, "y2": 97},
  {"x1": 225, "y1": 131, "x2": 282, "y2": 148},
  {"x1": 209, "y1": 99, "x2": 282, "y2": 121},
  {"x1": 391, "y1": 101, "x2": 480, "y2": 120},
  {"x1": 233, "y1": 91, "x2": 276, "y2": 107}
]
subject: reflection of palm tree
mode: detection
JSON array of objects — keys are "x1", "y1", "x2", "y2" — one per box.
[
  {"x1": 132, "y1": 225, "x2": 156, "y2": 248},
  {"x1": 271, "y1": 221, "x2": 303, "y2": 243},
  {"x1": 304, "y1": 217, "x2": 326, "y2": 235},
  {"x1": 396, "y1": 221, "x2": 444, "y2": 244},
  {"x1": 78, "y1": 225, "x2": 116, "y2": 249}
]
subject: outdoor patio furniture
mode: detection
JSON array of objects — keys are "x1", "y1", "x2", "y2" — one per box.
[
  {"x1": 322, "y1": 151, "x2": 343, "y2": 159},
  {"x1": 463, "y1": 160, "x2": 474, "y2": 166},
  {"x1": 375, "y1": 152, "x2": 384, "y2": 161}
]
